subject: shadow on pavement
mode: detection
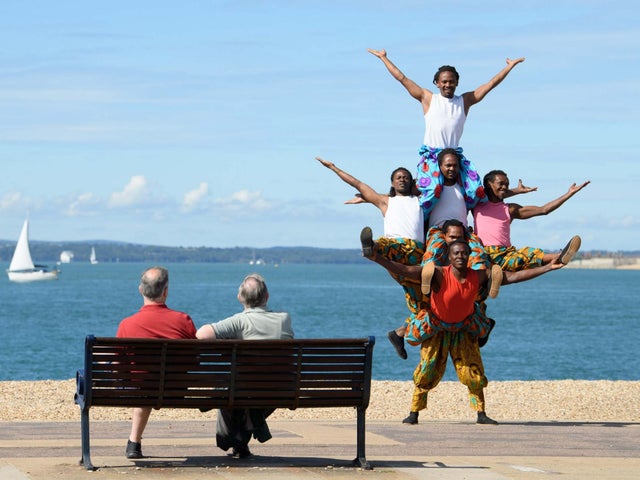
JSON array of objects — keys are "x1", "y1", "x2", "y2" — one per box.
[{"x1": 118, "y1": 455, "x2": 430, "y2": 470}]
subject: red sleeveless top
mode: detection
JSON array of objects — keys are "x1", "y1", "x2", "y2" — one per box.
[{"x1": 430, "y1": 266, "x2": 479, "y2": 324}]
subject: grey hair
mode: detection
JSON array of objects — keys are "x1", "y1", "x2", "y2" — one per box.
[
  {"x1": 140, "y1": 266, "x2": 169, "y2": 301},
  {"x1": 238, "y1": 273, "x2": 268, "y2": 308}
]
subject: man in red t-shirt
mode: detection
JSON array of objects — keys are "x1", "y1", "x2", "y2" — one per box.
[{"x1": 116, "y1": 266, "x2": 197, "y2": 459}]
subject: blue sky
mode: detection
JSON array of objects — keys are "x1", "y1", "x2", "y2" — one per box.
[{"x1": 0, "y1": 1, "x2": 638, "y2": 252}]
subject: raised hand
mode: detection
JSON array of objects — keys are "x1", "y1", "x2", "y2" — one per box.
[
  {"x1": 506, "y1": 57, "x2": 525, "y2": 67},
  {"x1": 517, "y1": 178, "x2": 537, "y2": 193},
  {"x1": 367, "y1": 48, "x2": 387, "y2": 59},
  {"x1": 315, "y1": 156, "x2": 334, "y2": 169},
  {"x1": 568, "y1": 180, "x2": 591, "y2": 195}
]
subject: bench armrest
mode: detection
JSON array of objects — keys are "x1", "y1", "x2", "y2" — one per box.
[{"x1": 75, "y1": 369, "x2": 86, "y2": 409}]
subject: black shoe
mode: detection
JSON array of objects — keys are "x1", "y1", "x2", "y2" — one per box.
[
  {"x1": 125, "y1": 440, "x2": 143, "y2": 459},
  {"x1": 478, "y1": 318, "x2": 496, "y2": 348},
  {"x1": 476, "y1": 412, "x2": 498, "y2": 425},
  {"x1": 360, "y1": 227, "x2": 374, "y2": 258},
  {"x1": 232, "y1": 445, "x2": 253, "y2": 458},
  {"x1": 387, "y1": 330, "x2": 407, "y2": 360},
  {"x1": 559, "y1": 235, "x2": 581, "y2": 265},
  {"x1": 402, "y1": 411, "x2": 419, "y2": 425}
]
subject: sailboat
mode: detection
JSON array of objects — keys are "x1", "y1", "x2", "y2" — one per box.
[
  {"x1": 90, "y1": 246, "x2": 98, "y2": 265},
  {"x1": 59, "y1": 250, "x2": 74, "y2": 264},
  {"x1": 6, "y1": 219, "x2": 59, "y2": 282}
]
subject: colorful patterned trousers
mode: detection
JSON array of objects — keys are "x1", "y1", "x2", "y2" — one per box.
[
  {"x1": 410, "y1": 330, "x2": 487, "y2": 413},
  {"x1": 374, "y1": 237, "x2": 425, "y2": 322},
  {"x1": 416, "y1": 145, "x2": 486, "y2": 217},
  {"x1": 405, "y1": 302, "x2": 492, "y2": 346},
  {"x1": 422, "y1": 225, "x2": 491, "y2": 272},
  {"x1": 485, "y1": 245, "x2": 544, "y2": 272}
]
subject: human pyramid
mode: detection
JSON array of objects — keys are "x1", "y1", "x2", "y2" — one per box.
[{"x1": 317, "y1": 48, "x2": 590, "y2": 426}]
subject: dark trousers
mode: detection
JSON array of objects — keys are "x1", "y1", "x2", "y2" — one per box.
[{"x1": 216, "y1": 408, "x2": 275, "y2": 451}]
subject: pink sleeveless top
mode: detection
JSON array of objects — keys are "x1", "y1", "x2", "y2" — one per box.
[{"x1": 473, "y1": 201, "x2": 511, "y2": 247}]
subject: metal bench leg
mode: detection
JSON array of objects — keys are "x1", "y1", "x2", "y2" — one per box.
[
  {"x1": 80, "y1": 407, "x2": 96, "y2": 470},
  {"x1": 353, "y1": 407, "x2": 372, "y2": 469}
]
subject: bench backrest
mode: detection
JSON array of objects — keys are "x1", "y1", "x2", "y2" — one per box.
[{"x1": 81, "y1": 335, "x2": 375, "y2": 410}]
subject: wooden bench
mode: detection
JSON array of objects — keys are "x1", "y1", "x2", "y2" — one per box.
[{"x1": 75, "y1": 334, "x2": 375, "y2": 470}]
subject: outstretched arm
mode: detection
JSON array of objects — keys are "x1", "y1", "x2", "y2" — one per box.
[
  {"x1": 462, "y1": 57, "x2": 525, "y2": 112},
  {"x1": 368, "y1": 251, "x2": 424, "y2": 281},
  {"x1": 504, "y1": 178, "x2": 538, "y2": 198},
  {"x1": 316, "y1": 157, "x2": 388, "y2": 212},
  {"x1": 510, "y1": 180, "x2": 590, "y2": 220},
  {"x1": 501, "y1": 255, "x2": 564, "y2": 285},
  {"x1": 368, "y1": 48, "x2": 432, "y2": 109}
]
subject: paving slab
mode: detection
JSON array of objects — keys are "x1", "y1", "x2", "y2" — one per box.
[{"x1": 1, "y1": 419, "x2": 639, "y2": 479}]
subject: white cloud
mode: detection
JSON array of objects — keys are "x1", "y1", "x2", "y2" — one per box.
[
  {"x1": 609, "y1": 215, "x2": 639, "y2": 228},
  {"x1": 108, "y1": 175, "x2": 149, "y2": 208},
  {"x1": 65, "y1": 192, "x2": 99, "y2": 217},
  {"x1": 214, "y1": 189, "x2": 271, "y2": 211},
  {"x1": 0, "y1": 192, "x2": 23, "y2": 210},
  {"x1": 181, "y1": 182, "x2": 209, "y2": 212}
]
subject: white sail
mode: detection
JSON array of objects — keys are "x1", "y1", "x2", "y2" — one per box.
[
  {"x1": 7, "y1": 218, "x2": 59, "y2": 282},
  {"x1": 8, "y1": 219, "x2": 35, "y2": 271},
  {"x1": 90, "y1": 247, "x2": 98, "y2": 264},
  {"x1": 60, "y1": 250, "x2": 74, "y2": 263}
]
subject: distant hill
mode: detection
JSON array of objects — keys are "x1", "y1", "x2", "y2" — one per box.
[
  {"x1": 0, "y1": 239, "x2": 637, "y2": 265},
  {"x1": 0, "y1": 240, "x2": 366, "y2": 264}
]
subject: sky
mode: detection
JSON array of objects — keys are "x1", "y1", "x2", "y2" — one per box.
[{"x1": 0, "y1": 1, "x2": 638, "y2": 252}]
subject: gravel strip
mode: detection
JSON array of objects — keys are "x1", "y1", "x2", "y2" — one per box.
[{"x1": 1, "y1": 379, "x2": 638, "y2": 423}]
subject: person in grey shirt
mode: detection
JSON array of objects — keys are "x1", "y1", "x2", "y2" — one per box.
[{"x1": 196, "y1": 273, "x2": 293, "y2": 458}]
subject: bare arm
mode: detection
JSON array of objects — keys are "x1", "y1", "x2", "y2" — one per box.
[
  {"x1": 316, "y1": 157, "x2": 389, "y2": 213},
  {"x1": 504, "y1": 178, "x2": 538, "y2": 198},
  {"x1": 501, "y1": 256, "x2": 564, "y2": 285},
  {"x1": 344, "y1": 193, "x2": 367, "y2": 205},
  {"x1": 196, "y1": 324, "x2": 216, "y2": 339},
  {"x1": 462, "y1": 57, "x2": 525, "y2": 112},
  {"x1": 510, "y1": 181, "x2": 590, "y2": 220},
  {"x1": 368, "y1": 48, "x2": 432, "y2": 111},
  {"x1": 370, "y1": 252, "x2": 424, "y2": 281}
]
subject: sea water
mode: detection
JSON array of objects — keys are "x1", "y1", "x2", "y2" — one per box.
[{"x1": 0, "y1": 262, "x2": 638, "y2": 381}]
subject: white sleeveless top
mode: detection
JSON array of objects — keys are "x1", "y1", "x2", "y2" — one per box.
[
  {"x1": 428, "y1": 184, "x2": 467, "y2": 228},
  {"x1": 423, "y1": 94, "x2": 466, "y2": 148},
  {"x1": 384, "y1": 195, "x2": 424, "y2": 242}
]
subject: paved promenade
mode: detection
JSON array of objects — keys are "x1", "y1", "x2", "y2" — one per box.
[{"x1": 1, "y1": 418, "x2": 639, "y2": 479}]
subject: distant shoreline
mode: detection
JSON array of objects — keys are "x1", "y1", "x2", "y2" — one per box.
[
  {"x1": 564, "y1": 258, "x2": 640, "y2": 270},
  {"x1": 1, "y1": 239, "x2": 639, "y2": 266}
]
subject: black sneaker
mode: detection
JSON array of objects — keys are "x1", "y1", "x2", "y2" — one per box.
[
  {"x1": 476, "y1": 412, "x2": 498, "y2": 425},
  {"x1": 387, "y1": 330, "x2": 407, "y2": 360},
  {"x1": 125, "y1": 440, "x2": 143, "y2": 459},
  {"x1": 232, "y1": 445, "x2": 253, "y2": 458},
  {"x1": 360, "y1": 227, "x2": 374, "y2": 258},
  {"x1": 478, "y1": 318, "x2": 496, "y2": 348},
  {"x1": 402, "y1": 411, "x2": 419, "y2": 425}
]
